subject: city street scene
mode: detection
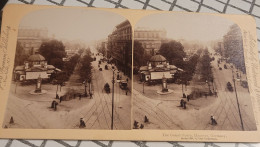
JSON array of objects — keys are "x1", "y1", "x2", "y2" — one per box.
[
  {"x1": 133, "y1": 13, "x2": 257, "y2": 131},
  {"x1": 3, "y1": 9, "x2": 132, "y2": 129}
]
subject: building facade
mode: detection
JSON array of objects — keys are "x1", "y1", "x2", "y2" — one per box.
[
  {"x1": 107, "y1": 20, "x2": 132, "y2": 77},
  {"x1": 134, "y1": 27, "x2": 166, "y2": 55},
  {"x1": 223, "y1": 24, "x2": 245, "y2": 72},
  {"x1": 18, "y1": 26, "x2": 48, "y2": 55}
]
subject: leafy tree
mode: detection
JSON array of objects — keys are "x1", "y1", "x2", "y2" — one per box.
[
  {"x1": 159, "y1": 40, "x2": 186, "y2": 68},
  {"x1": 50, "y1": 58, "x2": 64, "y2": 70},
  {"x1": 39, "y1": 40, "x2": 66, "y2": 64},
  {"x1": 200, "y1": 49, "x2": 213, "y2": 81},
  {"x1": 54, "y1": 71, "x2": 68, "y2": 93},
  {"x1": 133, "y1": 41, "x2": 145, "y2": 67},
  {"x1": 79, "y1": 54, "x2": 93, "y2": 81},
  {"x1": 123, "y1": 40, "x2": 132, "y2": 77},
  {"x1": 78, "y1": 48, "x2": 84, "y2": 55},
  {"x1": 85, "y1": 47, "x2": 92, "y2": 56},
  {"x1": 14, "y1": 42, "x2": 28, "y2": 66},
  {"x1": 97, "y1": 43, "x2": 106, "y2": 56}
]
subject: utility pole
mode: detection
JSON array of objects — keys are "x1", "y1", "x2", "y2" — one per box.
[
  {"x1": 143, "y1": 81, "x2": 145, "y2": 94},
  {"x1": 232, "y1": 69, "x2": 244, "y2": 131},
  {"x1": 111, "y1": 69, "x2": 115, "y2": 130},
  {"x1": 206, "y1": 80, "x2": 211, "y2": 93}
]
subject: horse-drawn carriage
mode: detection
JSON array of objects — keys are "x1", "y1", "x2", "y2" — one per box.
[
  {"x1": 104, "y1": 83, "x2": 110, "y2": 93},
  {"x1": 119, "y1": 80, "x2": 128, "y2": 90},
  {"x1": 105, "y1": 65, "x2": 108, "y2": 70}
]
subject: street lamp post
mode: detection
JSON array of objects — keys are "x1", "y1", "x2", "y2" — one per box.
[
  {"x1": 232, "y1": 68, "x2": 244, "y2": 131},
  {"x1": 206, "y1": 80, "x2": 211, "y2": 93},
  {"x1": 143, "y1": 81, "x2": 145, "y2": 94},
  {"x1": 111, "y1": 69, "x2": 115, "y2": 130}
]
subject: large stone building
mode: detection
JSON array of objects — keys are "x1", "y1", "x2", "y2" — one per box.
[
  {"x1": 18, "y1": 26, "x2": 48, "y2": 55},
  {"x1": 223, "y1": 24, "x2": 245, "y2": 72},
  {"x1": 14, "y1": 52, "x2": 59, "y2": 81},
  {"x1": 107, "y1": 20, "x2": 132, "y2": 77},
  {"x1": 134, "y1": 27, "x2": 166, "y2": 55}
]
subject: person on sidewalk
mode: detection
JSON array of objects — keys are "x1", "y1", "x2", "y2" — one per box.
[
  {"x1": 211, "y1": 115, "x2": 217, "y2": 125},
  {"x1": 79, "y1": 118, "x2": 86, "y2": 128},
  {"x1": 56, "y1": 94, "x2": 59, "y2": 99},
  {"x1": 183, "y1": 100, "x2": 187, "y2": 109},
  {"x1": 187, "y1": 95, "x2": 190, "y2": 101},
  {"x1": 180, "y1": 99, "x2": 184, "y2": 107}
]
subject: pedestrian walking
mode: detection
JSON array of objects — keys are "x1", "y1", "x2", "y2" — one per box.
[
  {"x1": 56, "y1": 94, "x2": 59, "y2": 99},
  {"x1": 180, "y1": 99, "x2": 184, "y2": 107},
  {"x1": 79, "y1": 118, "x2": 86, "y2": 128},
  {"x1": 187, "y1": 95, "x2": 190, "y2": 101},
  {"x1": 126, "y1": 90, "x2": 128, "y2": 95},
  {"x1": 90, "y1": 93, "x2": 93, "y2": 99},
  {"x1": 9, "y1": 116, "x2": 14, "y2": 124},
  {"x1": 79, "y1": 94, "x2": 82, "y2": 100},
  {"x1": 51, "y1": 100, "x2": 55, "y2": 108},
  {"x1": 211, "y1": 116, "x2": 217, "y2": 125},
  {"x1": 144, "y1": 115, "x2": 149, "y2": 123},
  {"x1": 133, "y1": 120, "x2": 139, "y2": 129},
  {"x1": 54, "y1": 101, "x2": 58, "y2": 111},
  {"x1": 183, "y1": 93, "x2": 186, "y2": 98},
  {"x1": 183, "y1": 101, "x2": 187, "y2": 109},
  {"x1": 140, "y1": 124, "x2": 144, "y2": 129}
]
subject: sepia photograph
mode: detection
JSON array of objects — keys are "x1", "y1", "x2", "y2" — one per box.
[
  {"x1": 132, "y1": 13, "x2": 257, "y2": 131},
  {"x1": 2, "y1": 8, "x2": 132, "y2": 130},
  {"x1": 1, "y1": 4, "x2": 260, "y2": 142}
]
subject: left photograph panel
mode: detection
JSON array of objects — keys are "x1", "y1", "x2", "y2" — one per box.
[{"x1": 2, "y1": 8, "x2": 132, "y2": 130}]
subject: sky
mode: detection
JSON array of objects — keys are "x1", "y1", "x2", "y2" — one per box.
[
  {"x1": 19, "y1": 8, "x2": 126, "y2": 43},
  {"x1": 135, "y1": 13, "x2": 235, "y2": 42}
]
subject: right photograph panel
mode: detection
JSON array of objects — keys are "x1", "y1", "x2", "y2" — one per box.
[{"x1": 132, "y1": 13, "x2": 257, "y2": 131}]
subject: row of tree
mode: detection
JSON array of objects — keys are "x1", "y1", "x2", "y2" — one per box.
[
  {"x1": 200, "y1": 49, "x2": 213, "y2": 82},
  {"x1": 79, "y1": 48, "x2": 93, "y2": 82}
]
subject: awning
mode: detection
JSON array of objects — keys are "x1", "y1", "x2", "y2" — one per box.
[
  {"x1": 14, "y1": 65, "x2": 25, "y2": 71},
  {"x1": 140, "y1": 71, "x2": 150, "y2": 75},
  {"x1": 15, "y1": 71, "x2": 25, "y2": 75},
  {"x1": 139, "y1": 66, "x2": 148, "y2": 71}
]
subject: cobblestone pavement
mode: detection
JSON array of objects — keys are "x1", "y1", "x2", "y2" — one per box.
[{"x1": 1, "y1": 0, "x2": 260, "y2": 146}]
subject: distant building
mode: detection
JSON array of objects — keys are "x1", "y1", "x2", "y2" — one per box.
[
  {"x1": 134, "y1": 27, "x2": 166, "y2": 55},
  {"x1": 223, "y1": 24, "x2": 245, "y2": 72},
  {"x1": 139, "y1": 53, "x2": 181, "y2": 82},
  {"x1": 18, "y1": 26, "x2": 48, "y2": 55},
  {"x1": 14, "y1": 52, "x2": 60, "y2": 81},
  {"x1": 107, "y1": 20, "x2": 132, "y2": 77}
]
